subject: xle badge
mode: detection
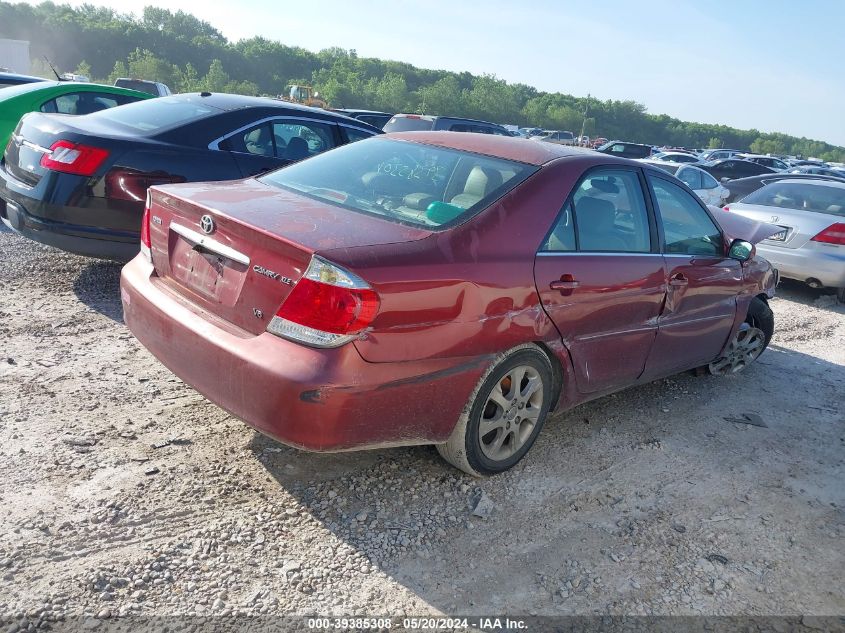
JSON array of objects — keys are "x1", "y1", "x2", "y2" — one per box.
[
  {"x1": 253, "y1": 308, "x2": 263, "y2": 319},
  {"x1": 253, "y1": 265, "x2": 294, "y2": 285}
]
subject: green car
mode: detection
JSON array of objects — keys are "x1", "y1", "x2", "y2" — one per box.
[{"x1": 0, "y1": 81, "x2": 152, "y2": 150}]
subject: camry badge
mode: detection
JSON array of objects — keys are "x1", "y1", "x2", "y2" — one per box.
[
  {"x1": 253, "y1": 265, "x2": 294, "y2": 285},
  {"x1": 200, "y1": 215, "x2": 215, "y2": 234}
]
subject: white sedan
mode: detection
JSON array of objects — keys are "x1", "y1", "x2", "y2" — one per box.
[
  {"x1": 642, "y1": 161, "x2": 729, "y2": 206},
  {"x1": 650, "y1": 151, "x2": 701, "y2": 164}
]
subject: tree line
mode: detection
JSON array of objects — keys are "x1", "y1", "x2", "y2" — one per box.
[{"x1": 2, "y1": 1, "x2": 843, "y2": 161}]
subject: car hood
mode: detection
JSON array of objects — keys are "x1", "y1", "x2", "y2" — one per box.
[{"x1": 708, "y1": 205, "x2": 783, "y2": 244}]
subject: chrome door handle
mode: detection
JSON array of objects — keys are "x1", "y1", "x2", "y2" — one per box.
[{"x1": 550, "y1": 274, "x2": 580, "y2": 291}]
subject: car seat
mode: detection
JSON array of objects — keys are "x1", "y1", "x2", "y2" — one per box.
[
  {"x1": 285, "y1": 137, "x2": 309, "y2": 161},
  {"x1": 576, "y1": 197, "x2": 627, "y2": 251},
  {"x1": 245, "y1": 127, "x2": 273, "y2": 157},
  {"x1": 450, "y1": 166, "x2": 503, "y2": 209}
]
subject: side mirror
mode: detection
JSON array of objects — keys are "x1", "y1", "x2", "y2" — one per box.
[
  {"x1": 728, "y1": 239, "x2": 755, "y2": 262},
  {"x1": 720, "y1": 177, "x2": 730, "y2": 184}
]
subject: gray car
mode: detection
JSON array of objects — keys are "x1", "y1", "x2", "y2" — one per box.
[{"x1": 725, "y1": 179, "x2": 845, "y2": 302}]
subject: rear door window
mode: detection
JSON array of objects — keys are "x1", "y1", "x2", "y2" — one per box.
[
  {"x1": 272, "y1": 121, "x2": 337, "y2": 159},
  {"x1": 571, "y1": 169, "x2": 652, "y2": 252},
  {"x1": 223, "y1": 120, "x2": 338, "y2": 160}
]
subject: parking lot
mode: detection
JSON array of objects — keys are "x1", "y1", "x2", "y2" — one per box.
[{"x1": 0, "y1": 220, "x2": 843, "y2": 622}]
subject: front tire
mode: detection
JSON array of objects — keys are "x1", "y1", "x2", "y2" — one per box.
[
  {"x1": 708, "y1": 297, "x2": 773, "y2": 376},
  {"x1": 437, "y1": 344, "x2": 554, "y2": 476}
]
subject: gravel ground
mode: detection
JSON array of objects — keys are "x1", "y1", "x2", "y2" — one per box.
[{"x1": 0, "y1": 222, "x2": 843, "y2": 628}]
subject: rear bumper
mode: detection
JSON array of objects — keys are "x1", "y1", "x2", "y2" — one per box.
[
  {"x1": 756, "y1": 243, "x2": 845, "y2": 288},
  {"x1": 0, "y1": 164, "x2": 141, "y2": 262},
  {"x1": 1, "y1": 197, "x2": 139, "y2": 261},
  {"x1": 120, "y1": 256, "x2": 486, "y2": 451}
]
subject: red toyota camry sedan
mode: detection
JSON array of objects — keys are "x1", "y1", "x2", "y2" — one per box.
[{"x1": 121, "y1": 132, "x2": 779, "y2": 476}]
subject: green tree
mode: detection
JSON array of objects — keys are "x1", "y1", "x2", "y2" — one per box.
[
  {"x1": 175, "y1": 63, "x2": 200, "y2": 92},
  {"x1": 126, "y1": 48, "x2": 177, "y2": 86},
  {"x1": 200, "y1": 59, "x2": 229, "y2": 92},
  {"x1": 107, "y1": 60, "x2": 128, "y2": 84},
  {"x1": 73, "y1": 60, "x2": 92, "y2": 79},
  {"x1": 416, "y1": 75, "x2": 464, "y2": 116}
]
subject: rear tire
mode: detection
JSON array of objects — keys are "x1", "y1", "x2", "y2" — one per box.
[
  {"x1": 437, "y1": 344, "x2": 554, "y2": 477},
  {"x1": 708, "y1": 297, "x2": 773, "y2": 376}
]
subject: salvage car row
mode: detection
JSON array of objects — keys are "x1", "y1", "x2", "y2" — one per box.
[{"x1": 0, "y1": 81, "x2": 842, "y2": 475}]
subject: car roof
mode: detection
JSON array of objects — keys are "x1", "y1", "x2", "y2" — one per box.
[
  {"x1": 152, "y1": 93, "x2": 380, "y2": 128},
  {"x1": 177, "y1": 92, "x2": 358, "y2": 117},
  {"x1": 334, "y1": 108, "x2": 391, "y2": 116},
  {"x1": 0, "y1": 71, "x2": 46, "y2": 82},
  {"x1": 384, "y1": 131, "x2": 618, "y2": 165}
]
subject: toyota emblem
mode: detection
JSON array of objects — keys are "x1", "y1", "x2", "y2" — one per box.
[{"x1": 200, "y1": 215, "x2": 215, "y2": 234}]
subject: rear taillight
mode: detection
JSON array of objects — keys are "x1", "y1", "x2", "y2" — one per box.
[
  {"x1": 40, "y1": 140, "x2": 109, "y2": 176},
  {"x1": 811, "y1": 223, "x2": 845, "y2": 246},
  {"x1": 104, "y1": 168, "x2": 186, "y2": 202},
  {"x1": 140, "y1": 191, "x2": 151, "y2": 261},
  {"x1": 723, "y1": 206, "x2": 730, "y2": 212},
  {"x1": 267, "y1": 256, "x2": 379, "y2": 348}
]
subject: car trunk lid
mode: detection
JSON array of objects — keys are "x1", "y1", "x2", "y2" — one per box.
[
  {"x1": 2, "y1": 112, "x2": 145, "y2": 187},
  {"x1": 147, "y1": 178, "x2": 432, "y2": 335},
  {"x1": 725, "y1": 202, "x2": 840, "y2": 249}
]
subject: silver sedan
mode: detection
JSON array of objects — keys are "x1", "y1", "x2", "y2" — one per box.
[{"x1": 723, "y1": 179, "x2": 845, "y2": 302}]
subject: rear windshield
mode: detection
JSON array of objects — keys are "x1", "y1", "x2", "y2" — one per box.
[
  {"x1": 90, "y1": 95, "x2": 219, "y2": 134},
  {"x1": 383, "y1": 116, "x2": 434, "y2": 132},
  {"x1": 742, "y1": 182, "x2": 845, "y2": 217},
  {"x1": 114, "y1": 79, "x2": 159, "y2": 96},
  {"x1": 258, "y1": 137, "x2": 537, "y2": 230}
]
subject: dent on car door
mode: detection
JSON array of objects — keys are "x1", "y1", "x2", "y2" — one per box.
[
  {"x1": 534, "y1": 167, "x2": 666, "y2": 394},
  {"x1": 641, "y1": 176, "x2": 741, "y2": 379}
]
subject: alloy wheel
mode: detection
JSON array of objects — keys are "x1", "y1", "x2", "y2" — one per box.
[
  {"x1": 708, "y1": 323, "x2": 767, "y2": 376},
  {"x1": 478, "y1": 365, "x2": 544, "y2": 461}
]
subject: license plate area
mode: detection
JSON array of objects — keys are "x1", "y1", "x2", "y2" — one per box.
[
  {"x1": 168, "y1": 230, "x2": 248, "y2": 305},
  {"x1": 767, "y1": 226, "x2": 790, "y2": 242}
]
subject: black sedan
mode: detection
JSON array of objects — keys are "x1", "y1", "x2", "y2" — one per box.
[
  {"x1": 700, "y1": 158, "x2": 775, "y2": 182},
  {"x1": 0, "y1": 93, "x2": 381, "y2": 261},
  {"x1": 0, "y1": 71, "x2": 47, "y2": 88},
  {"x1": 722, "y1": 172, "x2": 845, "y2": 203}
]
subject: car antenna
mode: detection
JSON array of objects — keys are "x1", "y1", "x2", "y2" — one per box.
[{"x1": 43, "y1": 56, "x2": 63, "y2": 81}]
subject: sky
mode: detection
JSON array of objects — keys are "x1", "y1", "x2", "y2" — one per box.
[{"x1": 23, "y1": 0, "x2": 845, "y2": 146}]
